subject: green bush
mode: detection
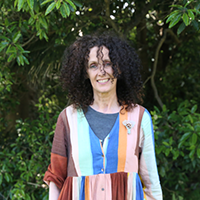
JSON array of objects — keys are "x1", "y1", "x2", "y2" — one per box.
[
  {"x1": 152, "y1": 100, "x2": 200, "y2": 199},
  {"x1": 0, "y1": 95, "x2": 60, "y2": 200}
]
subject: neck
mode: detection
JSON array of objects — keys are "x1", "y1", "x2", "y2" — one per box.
[{"x1": 91, "y1": 92, "x2": 120, "y2": 113}]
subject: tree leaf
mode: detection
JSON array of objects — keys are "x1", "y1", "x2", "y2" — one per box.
[
  {"x1": 169, "y1": 14, "x2": 182, "y2": 28},
  {"x1": 60, "y1": 4, "x2": 67, "y2": 18},
  {"x1": 191, "y1": 105, "x2": 197, "y2": 113},
  {"x1": 160, "y1": 166, "x2": 165, "y2": 177},
  {"x1": 191, "y1": 20, "x2": 199, "y2": 31},
  {"x1": 22, "y1": 55, "x2": 30, "y2": 65},
  {"x1": 187, "y1": 10, "x2": 195, "y2": 20},
  {"x1": 27, "y1": 0, "x2": 34, "y2": 10},
  {"x1": 189, "y1": 148, "x2": 195, "y2": 159},
  {"x1": 56, "y1": 0, "x2": 61, "y2": 9},
  {"x1": 180, "y1": 132, "x2": 191, "y2": 143},
  {"x1": 0, "y1": 43, "x2": 8, "y2": 52},
  {"x1": 184, "y1": 1, "x2": 191, "y2": 8},
  {"x1": 41, "y1": 0, "x2": 53, "y2": 6},
  {"x1": 195, "y1": 3, "x2": 200, "y2": 10},
  {"x1": 170, "y1": 5, "x2": 183, "y2": 9},
  {"x1": 45, "y1": 2, "x2": 56, "y2": 15},
  {"x1": 0, "y1": 35, "x2": 11, "y2": 41},
  {"x1": 188, "y1": 114, "x2": 193, "y2": 124},
  {"x1": 0, "y1": 174, "x2": 3, "y2": 185},
  {"x1": 182, "y1": 13, "x2": 190, "y2": 26},
  {"x1": 28, "y1": 16, "x2": 35, "y2": 25},
  {"x1": 65, "y1": 0, "x2": 76, "y2": 10},
  {"x1": 14, "y1": 0, "x2": 18, "y2": 8},
  {"x1": 73, "y1": 0, "x2": 82, "y2": 7},
  {"x1": 177, "y1": 22, "x2": 186, "y2": 34},
  {"x1": 166, "y1": 11, "x2": 181, "y2": 23},
  {"x1": 17, "y1": 55, "x2": 24, "y2": 66},
  {"x1": 197, "y1": 148, "x2": 200, "y2": 158},
  {"x1": 191, "y1": 133, "x2": 197, "y2": 145},
  {"x1": 13, "y1": 31, "x2": 21, "y2": 43},
  {"x1": 18, "y1": 0, "x2": 25, "y2": 11},
  {"x1": 63, "y1": 2, "x2": 70, "y2": 16},
  {"x1": 6, "y1": 44, "x2": 12, "y2": 54},
  {"x1": 184, "y1": 123, "x2": 194, "y2": 131},
  {"x1": 5, "y1": 173, "x2": 10, "y2": 182},
  {"x1": 39, "y1": 17, "x2": 48, "y2": 30},
  {"x1": 15, "y1": 44, "x2": 25, "y2": 51},
  {"x1": 163, "y1": 141, "x2": 169, "y2": 146},
  {"x1": 172, "y1": 193, "x2": 176, "y2": 200},
  {"x1": 7, "y1": 54, "x2": 15, "y2": 62}
]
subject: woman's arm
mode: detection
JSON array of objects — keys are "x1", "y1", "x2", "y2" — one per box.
[
  {"x1": 43, "y1": 110, "x2": 69, "y2": 198},
  {"x1": 49, "y1": 182, "x2": 60, "y2": 200},
  {"x1": 139, "y1": 109, "x2": 163, "y2": 200}
]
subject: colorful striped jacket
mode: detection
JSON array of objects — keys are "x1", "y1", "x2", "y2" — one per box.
[{"x1": 44, "y1": 105, "x2": 163, "y2": 200}]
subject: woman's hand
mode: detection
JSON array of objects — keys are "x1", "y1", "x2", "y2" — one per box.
[{"x1": 49, "y1": 182, "x2": 60, "y2": 200}]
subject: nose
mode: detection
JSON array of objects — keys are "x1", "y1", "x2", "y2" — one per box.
[{"x1": 99, "y1": 64, "x2": 106, "y2": 75}]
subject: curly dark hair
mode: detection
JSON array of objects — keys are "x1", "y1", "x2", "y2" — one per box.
[{"x1": 61, "y1": 33, "x2": 143, "y2": 111}]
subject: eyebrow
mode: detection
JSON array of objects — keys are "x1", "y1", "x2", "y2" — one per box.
[{"x1": 88, "y1": 59, "x2": 111, "y2": 65}]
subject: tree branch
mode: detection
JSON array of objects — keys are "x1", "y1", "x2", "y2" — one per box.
[
  {"x1": 166, "y1": 29, "x2": 181, "y2": 44},
  {"x1": 125, "y1": 0, "x2": 159, "y2": 35},
  {"x1": 104, "y1": 0, "x2": 122, "y2": 36},
  {"x1": 0, "y1": 192, "x2": 6, "y2": 200},
  {"x1": 151, "y1": 29, "x2": 180, "y2": 109},
  {"x1": 27, "y1": 182, "x2": 44, "y2": 187},
  {"x1": 21, "y1": 35, "x2": 36, "y2": 47}
]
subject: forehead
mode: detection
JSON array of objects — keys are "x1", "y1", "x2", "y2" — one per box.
[{"x1": 88, "y1": 46, "x2": 110, "y2": 61}]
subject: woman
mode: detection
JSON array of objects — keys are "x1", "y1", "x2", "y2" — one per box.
[{"x1": 44, "y1": 34, "x2": 163, "y2": 200}]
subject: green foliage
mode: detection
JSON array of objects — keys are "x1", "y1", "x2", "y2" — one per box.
[
  {"x1": 0, "y1": 95, "x2": 60, "y2": 199},
  {"x1": 0, "y1": 0, "x2": 81, "y2": 66},
  {"x1": 0, "y1": 0, "x2": 200, "y2": 199},
  {"x1": 166, "y1": 0, "x2": 200, "y2": 34},
  {"x1": 152, "y1": 100, "x2": 200, "y2": 199}
]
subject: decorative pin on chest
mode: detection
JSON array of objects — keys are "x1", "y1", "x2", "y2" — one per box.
[{"x1": 123, "y1": 120, "x2": 135, "y2": 134}]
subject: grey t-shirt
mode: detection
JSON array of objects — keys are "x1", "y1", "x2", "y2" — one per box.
[{"x1": 85, "y1": 106, "x2": 119, "y2": 142}]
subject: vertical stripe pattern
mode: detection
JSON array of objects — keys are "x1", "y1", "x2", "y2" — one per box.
[
  {"x1": 67, "y1": 108, "x2": 81, "y2": 176},
  {"x1": 117, "y1": 110, "x2": 128, "y2": 171},
  {"x1": 105, "y1": 115, "x2": 119, "y2": 173},
  {"x1": 48, "y1": 105, "x2": 163, "y2": 200},
  {"x1": 77, "y1": 111, "x2": 93, "y2": 176}
]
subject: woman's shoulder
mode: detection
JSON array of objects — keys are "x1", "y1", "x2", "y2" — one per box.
[
  {"x1": 59, "y1": 104, "x2": 82, "y2": 118},
  {"x1": 127, "y1": 104, "x2": 153, "y2": 125},
  {"x1": 127, "y1": 104, "x2": 145, "y2": 114}
]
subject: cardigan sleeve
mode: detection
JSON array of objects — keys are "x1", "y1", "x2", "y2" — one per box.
[
  {"x1": 43, "y1": 109, "x2": 69, "y2": 190},
  {"x1": 139, "y1": 109, "x2": 163, "y2": 200}
]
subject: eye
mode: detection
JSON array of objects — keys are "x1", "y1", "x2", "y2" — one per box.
[
  {"x1": 104, "y1": 61, "x2": 112, "y2": 67},
  {"x1": 89, "y1": 63, "x2": 98, "y2": 69}
]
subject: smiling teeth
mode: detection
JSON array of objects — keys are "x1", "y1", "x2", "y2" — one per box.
[{"x1": 98, "y1": 79, "x2": 109, "y2": 83}]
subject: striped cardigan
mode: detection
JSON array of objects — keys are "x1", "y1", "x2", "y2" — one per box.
[{"x1": 44, "y1": 105, "x2": 163, "y2": 200}]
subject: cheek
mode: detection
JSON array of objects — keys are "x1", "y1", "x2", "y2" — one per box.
[
  {"x1": 87, "y1": 72, "x2": 95, "y2": 82},
  {"x1": 105, "y1": 68, "x2": 114, "y2": 77}
]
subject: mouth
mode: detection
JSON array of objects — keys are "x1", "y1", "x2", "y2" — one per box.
[{"x1": 97, "y1": 78, "x2": 110, "y2": 83}]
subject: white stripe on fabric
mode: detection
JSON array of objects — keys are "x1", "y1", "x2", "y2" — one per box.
[
  {"x1": 132, "y1": 172, "x2": 136, "y2": 200},
  {"x1": 66, "y1": 107, "x2": 81, "y2": 176},
  {"x1": 102, "y1": 133, "x2": 110, "y2": 171},
  {"x1": 141, "y1": 110, "x2": 162, "y2": 199},
  {"x1": 77, "y1": 110, "x2": 94, "y2": 176}
]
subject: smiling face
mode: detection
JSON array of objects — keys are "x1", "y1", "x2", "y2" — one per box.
[{"x1": 87, "y1": 46, "x2": 117, "y2": 97}]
